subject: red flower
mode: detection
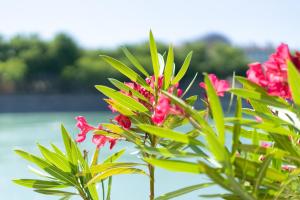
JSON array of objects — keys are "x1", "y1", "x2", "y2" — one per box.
[
  {"x1": 115, "y1": 114, "x2": 131, "y2": 129},
  {"x1": 199, "y1": 74, "x2": 230, "y2": 96}
]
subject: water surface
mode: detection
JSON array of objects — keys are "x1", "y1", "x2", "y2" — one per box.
[{"x1": 0, "y1": 112, "x2": 220, "y2": 200}]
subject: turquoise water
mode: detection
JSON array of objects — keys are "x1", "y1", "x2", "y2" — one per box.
[{"x1": 0, "y1": 112, "x2": 220, "y2": 200}]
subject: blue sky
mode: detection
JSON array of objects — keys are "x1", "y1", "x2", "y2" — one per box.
[{"x1": 0, "y1": 0, "x2": 299, "y2": 48}]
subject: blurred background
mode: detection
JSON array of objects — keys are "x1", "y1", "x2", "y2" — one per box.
[{"x1": 0, "y1": 0, "x2": 299, "y2": 199}]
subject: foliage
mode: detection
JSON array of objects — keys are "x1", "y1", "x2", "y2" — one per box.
[
  {"x1": 14, "y1": 125, "x2": 145, "y2": 200},
  {"x1": 0, "y1": 32, "x2": 248, "y2": 93},
  {"x1": 14, "y1": 31, "x2": 300, "y2": 200}
]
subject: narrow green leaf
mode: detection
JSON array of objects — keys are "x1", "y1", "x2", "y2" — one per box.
[
  {"x1": 149, "y1": 30, "x2": 160, "y2": 81},
  {"x1": 140, "y1": 146, "x2": 202, "y2": 158},
  {"x1": 254, "y1": 155, "x2": 273, "y2": 195},
  {"x1": 34, "y1": 189, "x2": 77, "y2": 196},
  {"x1": 51, "y1": 144, "x2": 65, "y2": 157},
  {"x1": 138, "y1": 124, "x2": 203, "y2": 146},
  {"x1": 103, "y1": 149, "x2": 126, "y2": 163},
  {"x1": 61, "y1": 125, "x2": 74, "y2": 164},
  {"x1": 204, "y1": 73, "x2": 225, "y2": 145},
  {"x1": 13, "y1": 179, "x2": 66, "y2": 189},
  {"x1": 171, "y1": 51, "x2": 193, "y2": 84},
  {"x1": 287, "y1": 60, "x2": 300, "y2": 106},
  {"x1": 108, "y1": 78, "x2": 149, "y2": 102},
  {"x1": 161, "y1": 91, "x2": 227, "y2": 163},
  {"x1": 145, "y1": 158, "x2": 203, "y2": 174},
  {"x1": 87, "y1": 168, "x2": 146, "y2": 185},
  {"x1": 100, "y1": 55, "x2": 150, "y2": 89},
  {"x1": 104, "y1": 98, "x2": 135, "y2": 116},
  {"x1": 96, "y1": 85, "x2": 148, "y2": 112},
  {"x1": 14, "y1": 149, "x2": 77, "y2": 185},
  {"x1": 232, "y1": 97, "x2": 242, "y2": 154},
  {"x1": 89, "y1": 162, "x2": 143, "y2": 174},
  {"x1": 38, "y1": 144, "x2": 71, "y2": 172},
  {"x1": 181, "y1": 72, "x2": 198, "y2": 97},
  {"x1": 155, "y1": 183, "x2": 214, "y2": 200},
  {"x1": 164, "y1": 45, "x2": 174, "y2": 89},
  {"x1": 122, "y1": 47, "x2": 149, "y2": 77},
  {"x1": 230, "y1": 88, "x2": 290, "y2": 108}
]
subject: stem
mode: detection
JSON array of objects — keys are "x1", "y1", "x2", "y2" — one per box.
[
  {"x1": 148, "y1": 135, "x2": 157, "y2": 200},
  {"x1": 148, "y1": 163, "x2": 155, "y2": 200},
  {"x1": 78, "y1": 187, "x2": 89, "y2": 200}
]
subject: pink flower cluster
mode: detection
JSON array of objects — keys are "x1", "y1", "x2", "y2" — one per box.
[
  {"x1": 199, "y1": 74, "x2": 230, "y2": 96},
  {"x1": 75, "y1": 116, "x2": 117, "y2": 149},
  {"x1": 247, "y1": 43, "x2": 300, "y2": 99}
]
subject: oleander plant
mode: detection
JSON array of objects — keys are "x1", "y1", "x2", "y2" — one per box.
[{"x1": 14, "y1": 31, "x2": 300, "y2": 200}]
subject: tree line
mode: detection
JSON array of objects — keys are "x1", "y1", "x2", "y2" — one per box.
[{"x1": 0, "y1": 33, "x2": 249, "y2": 94}]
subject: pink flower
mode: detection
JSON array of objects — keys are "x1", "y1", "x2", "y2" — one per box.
[
  {"x1": 151, "y1": 95, "x2": 171, "y2": 125},
  {"x1": 260, "y1": 141, "x2": 272, "y2": 148},
  {"x1": 75, "y1": 116, "x2": 96, "y2": 143},
  {"x1": 282, "y1": 165, "x2": 296, "y2": 172},
  {"x1": 246, "y1": 43, "x2": 300, "y2": 99},
  {"x1": 146, "y1": 75, "x2": 164, "y2": 89},
  {"x1": 92, "y1": 135, "x2": 117, "y2": 149},
  {"x1": 75, "y1": 116, "x2": 118, "y2": 150},
  {"x1": 199, "y1": 74, "x2": 230, "y2": 96},
  {"x1": 115, "y1": 114, "x2": 131, "y2": 129},
  {"x1": 255, "y1": 116, "x2": 263, "y2": 122},
  {"x1": 246, "y1": 62, "x2": 268, "y2": 87}
]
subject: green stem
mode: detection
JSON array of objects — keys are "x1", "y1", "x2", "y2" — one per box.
[
  {"x1": 148, "y1": 135, "x2": 157, "y2": 200},
  {"x1": 101, "y1": 180, "x2": 106, "y2": 200},
  {"x1": 148, "y1": 163, "x2": 155, "y2": 200}
]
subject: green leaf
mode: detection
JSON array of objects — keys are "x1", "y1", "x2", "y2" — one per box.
[
  {"x1": 138, "y1": 124, "x2": 203, "y2": 146},
  {"x1": 161, "y1": 91, "x2": 227, "y2": 163},
  {"x1": 185, "y1": 95, "x2": 198, "y2": 106},
  {"x1": 230, "y1": 88, "x2": 290, "y2": 108},
  {"x1": 122, "y1": 47, "x2": 149, "y2": 77},
  {"x1": 140, "y1": 146, "x2": 203, "y2": 158},
  {"x1": 171, "y1": 51, "x2": 193, "y2": 84},
  {"x1": 51, "y1": 144, "x2": 65, "y2": 157},
  {"x1": 254, "y1": 155, "x2": 273, "y2": 195},
  {"x1": 149, "y1": 30, "x2": 160, "y2": 81},
  {"x1": 108, "y1": 78, "x2": 149, "y2": 102},
  {"x1": 104, "y1": 98, "x2": 135, "y2": 116},
  {"x1": 34, "y1": 189, "x2": 77, "y2": 196},
  {"x1": 89, "y1": 162, "x2": 144, "y2": 174},
  {"x1": 145, "y1": 158, "x2": 203, "y2": 174},
  {"x1": 181, "y1": 72, "x2": 198, "y2": 97},
  {"x1": 164, "y1": 45, "x2": 174, "y2": 89},
  {"x1": 100, "y1": 55, "x2": 150, "y2": 89},
  {"x1": 234, "y1": 157, "x2": 287, "y2": 182},
  {"x1": 287, "y1": 60, "x2": 300, "y2": 106},
  {"x1": 13, "y1": 179, "x2": 67, "y2": 189},
  {"x1": 155, "y1": 183, "x2": 214, "y2": 200},
  {"x1": 87, "y1": 167, "x2": 146, "y2": 185},
  {"x1": 204, "y1": 73, "x2": 225, "y2": 146},
  {"x1": 103, "y1": 149, "x2": 126, "y2": 163},
  {"x1": 61, "y1": 125, "x2": 74, "y2": 164},
  {"x1": 96, "y1": 85, "x2": 148, "y2": 112},
  {"x1": 38, "y1": 144, "x2": 71, "y2": 172},
  {"x1": 232, "y1": 97, "x2": 242, "y2": 154},
  {"x1": 14, "y1": 149, "x2": 77, "y2": 186}
]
